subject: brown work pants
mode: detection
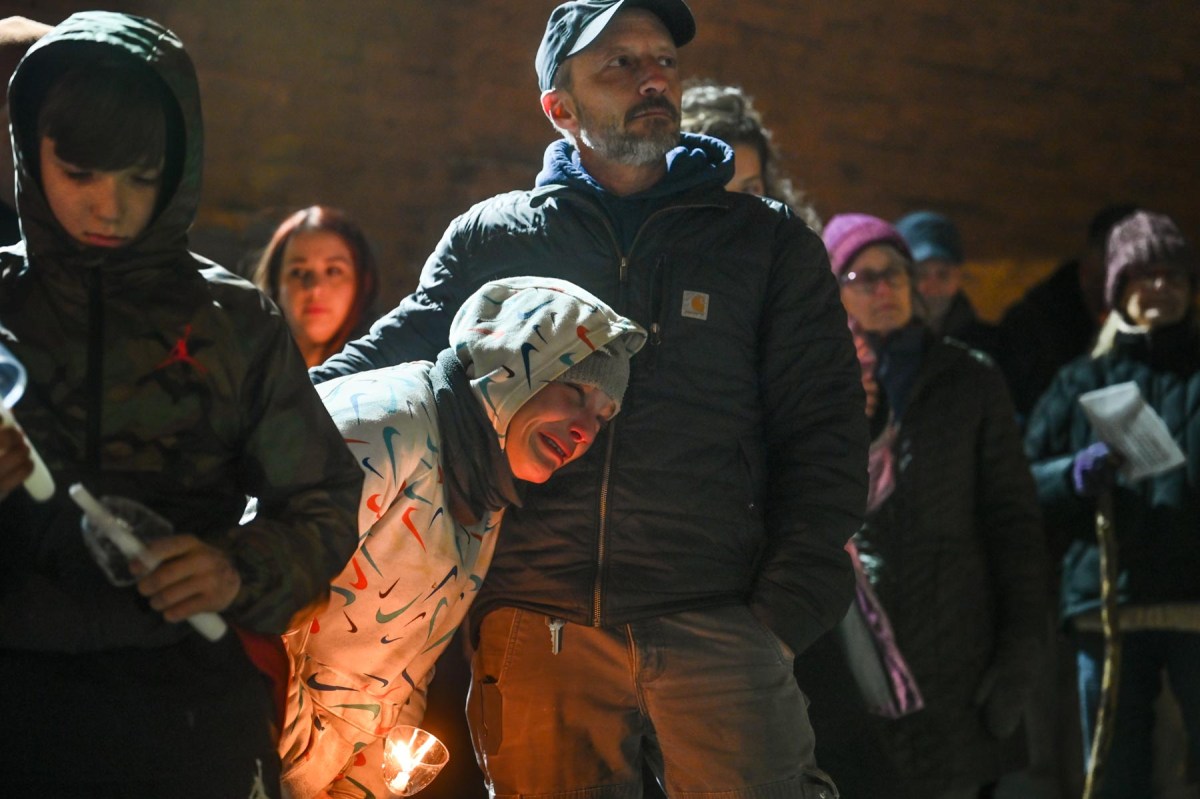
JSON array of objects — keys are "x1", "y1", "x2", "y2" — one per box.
[{"x1": 468, "y1": 604, "x2": 838, "y2": 798}]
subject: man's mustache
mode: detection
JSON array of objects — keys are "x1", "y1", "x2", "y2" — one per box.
[{"x1": 625, "y1": 96, "x2": 679, "y2": 124}]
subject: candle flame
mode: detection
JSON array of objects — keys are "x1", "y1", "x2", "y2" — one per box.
[{"x1": 384, "y1": 728, "x2": 441, "y2": 794}]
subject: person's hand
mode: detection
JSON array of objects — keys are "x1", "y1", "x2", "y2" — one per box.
[
  {"x1": 972, "y1": 663, "x2": 1026, "y2": 739},
  {"x1": 0, "y1": 421, "x2": 33, "y2": 500},
  {"x1": 132, "y1": 534, "x2": 241, "y2": 622},
  {"x1": 1071, "y1": 441, "x2": 1123, "y2": 497}
]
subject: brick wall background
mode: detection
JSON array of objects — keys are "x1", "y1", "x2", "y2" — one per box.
[{"x1": 6, "y1": 0, "x2": 1199, "y2": 318}]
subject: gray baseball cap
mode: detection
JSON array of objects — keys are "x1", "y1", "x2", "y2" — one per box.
[{"x1": 536, "y1": 0, "x2": 695, "y2": 91}]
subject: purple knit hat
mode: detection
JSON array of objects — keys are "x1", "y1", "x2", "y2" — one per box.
[
  {"x1": 823, "y1": 213, "x2": 913, "y2": 277},
  {"x1": 1105, "y1": 210, "x2": 1197, "y2": 309}
]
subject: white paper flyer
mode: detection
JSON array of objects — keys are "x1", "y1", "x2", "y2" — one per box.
[{"x1": 1078, "y1": 381, "x2": 1185, "y2": 482}]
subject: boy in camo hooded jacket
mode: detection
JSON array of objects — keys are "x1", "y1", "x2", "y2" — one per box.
[{"x1": 0, "y1": 12, "x2": 362, "y2": 796}]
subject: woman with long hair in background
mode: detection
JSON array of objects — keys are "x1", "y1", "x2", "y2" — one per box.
[{"x1": 254, "y1": 205, "x2": 379, "y2": 367}]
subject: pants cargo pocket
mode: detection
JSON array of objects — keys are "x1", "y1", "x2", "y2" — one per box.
[
  {"x1": 480, "y1": 677, "x2": 503, "y2": 755},
  {"x1": 469, "y1": 608, "x2": 521, "y2": 760}
]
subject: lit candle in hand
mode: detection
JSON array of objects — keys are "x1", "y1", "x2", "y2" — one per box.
[{"x1": 382, "y1": 725, "x2": 449, "y2": 796}]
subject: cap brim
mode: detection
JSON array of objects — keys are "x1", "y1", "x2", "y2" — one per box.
[
  {"x1": 910, "y1": 243, "x2": 959, "y2": 264},
  {"x1": 567, "y1": 0, "x2": 696, "y2": 58}
]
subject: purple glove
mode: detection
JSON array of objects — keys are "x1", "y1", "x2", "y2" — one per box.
[{"x1": 1071, "y1": 442, "x2": 1119, "y2": 497}]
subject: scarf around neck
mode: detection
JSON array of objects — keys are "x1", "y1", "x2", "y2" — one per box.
[
  {"x1": 1111, "y1": 315, "x2": 1200, "y2": 374},
  {"x1": 868, "y1": 322, "x2": 927, "y2": 421},
  {"x1": 429, "y1": 348, "x2": 522, "y2": 526}
]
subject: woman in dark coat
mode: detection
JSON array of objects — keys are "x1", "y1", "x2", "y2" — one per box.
[
  {"x1": 813, "y1": 213, "x2": 1046, "y2": 798},
  {"x1": 1025, "y1": 210, "x2": 1200, "y2": 798}
]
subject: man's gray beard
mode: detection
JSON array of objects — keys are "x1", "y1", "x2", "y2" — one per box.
[{"x1": 578, "y1": 117, "x2": 678, "y2": 167}]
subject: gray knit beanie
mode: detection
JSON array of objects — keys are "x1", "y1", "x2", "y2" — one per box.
[
  {"x1": 1104, "y1": 210, "x2": 1197, "y2": 309},
  {"x1": 555, "y1": 341, "x2": 633, "y2": 410}
]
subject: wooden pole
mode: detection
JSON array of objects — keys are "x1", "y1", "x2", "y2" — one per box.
[{"x1": 1082, "y1": 490, "x2": 1120, "y2": 799}]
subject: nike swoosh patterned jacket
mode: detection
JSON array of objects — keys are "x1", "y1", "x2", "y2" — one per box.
[
  {"x1": 281, "y1": 277, "x2": 645, "y2": 796},
  {"x1": 313, "y1": 135, "x2": 869, "y2": 659},
  {"x1": 0, "y1": 12, "x2": 362, "y2": 650}
]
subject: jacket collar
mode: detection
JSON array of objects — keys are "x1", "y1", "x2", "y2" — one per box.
[
  {"x1": 534, "y1": 132, "x2": 734, "y2": 199},
  {"x1": 1111, "y1": 316, "x2": 1200, "y2": 374}
]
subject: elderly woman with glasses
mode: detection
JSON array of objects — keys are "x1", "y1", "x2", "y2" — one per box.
[{"x1": 806, "y1": 213, "x2": 1048, "y2": 798}]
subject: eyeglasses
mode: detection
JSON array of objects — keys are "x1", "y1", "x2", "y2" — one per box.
[{"x1": 839, "y1": 264, "x2": 910, "y2": 293}]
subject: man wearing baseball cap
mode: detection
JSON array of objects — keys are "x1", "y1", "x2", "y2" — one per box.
[
  {"x1": 313, "y1": 2, "x2": 866, "y2": 796},
  {"x1": 895, "y1": 209, "x2": 998, "y2": 354}
]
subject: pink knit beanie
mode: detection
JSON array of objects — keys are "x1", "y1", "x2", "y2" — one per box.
[{"x1": 822, "y1": 213, "x2": 913, "y2": 277}]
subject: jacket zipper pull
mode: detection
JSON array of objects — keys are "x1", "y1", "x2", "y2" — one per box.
[
  {"x1": 547, "y1": 616, "x2": 565, "y2": 655},
  {"x1": 649, "y1": 255, "x2": 666, "y2": 346}
]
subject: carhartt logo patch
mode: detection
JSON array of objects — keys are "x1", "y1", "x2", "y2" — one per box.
[{"x1": 681, "y1": 291, "x2": 709, "y2": 320}]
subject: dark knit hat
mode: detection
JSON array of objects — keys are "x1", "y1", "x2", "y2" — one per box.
[
  {"x1": 1104, "y1": 210, "x2": 1197, "y2": 309},
  {"x1": 895, "y1": 211, "x2": 964, "y2": 265},
  {"x1": 536, "y1": 0, "x2": 695, "y2": 92},
  {"x1": 555, "y1": 339, "x2": 634, "y2": 410},
  {"x1": 822, "y1": 213, "x2": 913, "y2": 277}
]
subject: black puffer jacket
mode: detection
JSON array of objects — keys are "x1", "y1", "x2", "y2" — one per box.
[
  {"x1": 859, "y1": 334, "x2": 1046, "y2": 793},
  {"x1": 1025, "y1": 319, "x2": 1200, "y2": 620},
  {"x1": 314, "y1": 135, "x2": 868, "y2": 657}
]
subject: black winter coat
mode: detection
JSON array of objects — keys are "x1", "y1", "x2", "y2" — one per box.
[
  {"x1": 860, "y1": 336, "x2": 1046, "y2": 793},
  {"x1": 313, "y1": 136, "x2": 869, "y2": 658},
  {"x1": 1025, "y1": 320, "x2": 1200, "y2": 620}
]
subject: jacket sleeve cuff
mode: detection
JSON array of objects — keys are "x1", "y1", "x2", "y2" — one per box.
[{"x1": 749, "y1": 581, "x2": 853, "y2": 658}]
